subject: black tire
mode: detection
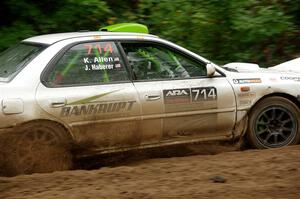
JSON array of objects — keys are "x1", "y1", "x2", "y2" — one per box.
[
  {"x1": 4, "y1": 121, "x2": 73, "y2": 176},
  {"x1": 247, "y1": 96, "x2": 300, "y2": 149}
]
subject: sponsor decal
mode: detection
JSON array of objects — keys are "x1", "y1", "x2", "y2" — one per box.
[
  {"x1": 233, "y1": 78, "x2": 261, "y2": 84},
  {"x1": 60, "y1": 101, "x2": 136, "y2": 117},
  {"x1": 280, "y1": 76, "x2": 300, "y2": 82},
  {"x1": 237, "y1": 92, "x2": 256, "y2": 98},
  {"x1": 237, "y1": 92, "x2": 255, "y2": 106},
  {"x1": 57, "y1": 89, "x2": 136, "y2": 117},
  {"x1": 239, "y1": 99, "x2": 252, "y2": 106},
  {"x1": 163, "y1": 87, "x2": 217, "y2": 104}
]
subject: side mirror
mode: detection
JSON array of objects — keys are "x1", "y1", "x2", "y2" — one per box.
[{"x1": 206, "y1": 63, "x2": 216, "y2": 77}]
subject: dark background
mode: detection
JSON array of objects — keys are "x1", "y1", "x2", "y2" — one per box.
[{"x1": 0, "y1": 0, "x2": 299, "y2": 67}]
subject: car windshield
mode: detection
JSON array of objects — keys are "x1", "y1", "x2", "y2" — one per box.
[{"x1": 0, "y1": 43, "x2": 45, "y2": 82}]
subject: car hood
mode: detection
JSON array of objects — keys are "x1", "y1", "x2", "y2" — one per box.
[
  {"x1": 223, "y1": 59, "x2": 300, "y2": 74},
  {"x1": 222, "y1": 62, "x2": 261, "y2": 72},
  {"x1": 269, "y1": 58, "x2": 300, "y2": 73},
  {"x1": 224, "y1": 62, "x2": 300, "y2": 81},
  {"x1": 222, "y1": 62, "x2": 280, "y2": 74}
]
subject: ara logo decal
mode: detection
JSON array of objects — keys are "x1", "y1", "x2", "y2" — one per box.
[
  {"x1": 163, "y1": 88, "x2": 191, "y2": 104},
  {"x1": 166, "y1": 89, "x2": 189, "y2": 97}
]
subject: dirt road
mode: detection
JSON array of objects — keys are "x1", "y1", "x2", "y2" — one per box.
[{"x1": 1, "y1": 145, "x2": 300, "y2": 199}]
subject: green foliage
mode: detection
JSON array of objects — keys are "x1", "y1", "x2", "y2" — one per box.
[
  {"x1": 117, "y1": 0, "x2": 299, "y2": 66},
  {"x1": 0, "y1": 22, "x2": 37, "y2": 49},
  {"x1": 0, "y1": 0, "x2": 111, "y2": 50},
  {"x1": 0, "y1": 0, "x2": 299, "y2": 66}
]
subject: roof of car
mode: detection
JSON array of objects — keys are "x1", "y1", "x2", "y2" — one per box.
[{"x1": 23, "y1": 31, "x2": 158, "y2": 45}]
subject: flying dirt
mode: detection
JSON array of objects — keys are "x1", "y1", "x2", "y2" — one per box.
[{"x1": 1, "y1": 143, "x2": 300, "y2": 199}]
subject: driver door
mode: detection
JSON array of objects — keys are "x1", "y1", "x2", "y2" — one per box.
[{"x1": 121, "y1": 41, "x2": 236, "y2": 143}]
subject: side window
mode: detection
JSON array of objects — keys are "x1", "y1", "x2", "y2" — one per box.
[
  {"x1": 121, "y1": 43, "x2": 207, "y2": 80},
  {"x1": 44, "y1": 42, "x2": 128, "y2": 87}
]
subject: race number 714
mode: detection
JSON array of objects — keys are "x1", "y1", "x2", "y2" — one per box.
[{"x1": 191, "y1": 87, "x2": 217, "y2": 101}]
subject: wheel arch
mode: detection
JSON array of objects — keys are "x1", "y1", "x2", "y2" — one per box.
[{"x1": 250, "y1": 92, "x2": 300, "y2": 114}]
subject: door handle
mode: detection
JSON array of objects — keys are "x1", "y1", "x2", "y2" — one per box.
[
  {"x1": 50, "y1": 99, "x2": 66, "y2": 108},
  {"x1": 51, "y1": 102, "x2": 66, "y2": 108},
  {"x1": 145, "y1": 94, "x2": 161, "y2": 101}
]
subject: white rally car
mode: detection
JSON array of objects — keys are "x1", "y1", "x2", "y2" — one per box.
[{"x1": 1, "y1": 23, "x2": 300, "y2": 175}]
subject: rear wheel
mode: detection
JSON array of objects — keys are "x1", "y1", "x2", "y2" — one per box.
[
  {"x1": 247, "y1": 96, "x2": 300, "y2": 149},
  {"x1": 6, "y1": 122, "x2": 72, "y2": 176}
]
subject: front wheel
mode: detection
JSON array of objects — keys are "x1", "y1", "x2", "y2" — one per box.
[{"x1": 247, "y1": 96, "x2": 300, "y2": 149}]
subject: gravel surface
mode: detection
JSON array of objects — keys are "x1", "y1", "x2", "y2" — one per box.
[{"x1": 1, "y1": 145, "x2": 300, "y2": 199}]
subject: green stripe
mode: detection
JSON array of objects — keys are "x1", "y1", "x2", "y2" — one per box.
[{"x1": 68, "y1": 89, "x2": 122, "y2": 105}]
